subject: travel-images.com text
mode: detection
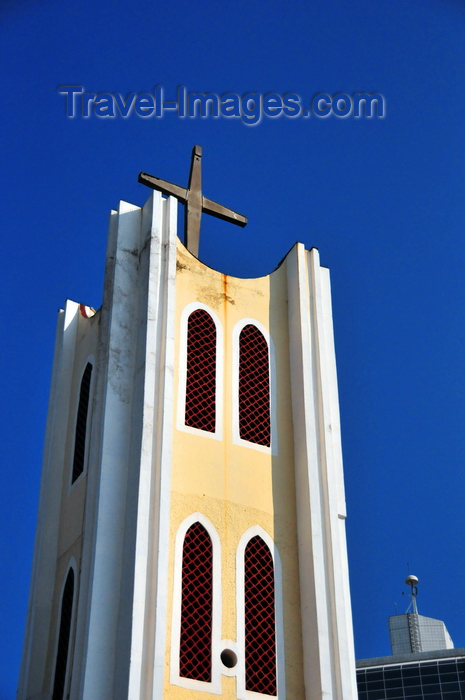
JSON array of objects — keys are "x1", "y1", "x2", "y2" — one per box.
[{"x1": 58, "y1": 86, "x2": 385, "y2": 125}]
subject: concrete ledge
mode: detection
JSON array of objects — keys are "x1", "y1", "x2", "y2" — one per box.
[{"x1": 357, "y1": 647, "x2": 465, "y2": 668}]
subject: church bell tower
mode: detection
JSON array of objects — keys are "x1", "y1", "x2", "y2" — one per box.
[{"x1": 17, "y1": 147, "x2": 358, "y2": 700}]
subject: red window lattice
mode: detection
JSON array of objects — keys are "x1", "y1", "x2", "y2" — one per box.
[
  {"x1": 239, "y1": 325, "x2": 271, "y2": 446},
  {"x1": 185, "y1": 310, "x2": 216, "y2": 432},
  {"x1": 179, "y1": 522, "x2": 213, "y2": 681},
  {"x1": 245, "y1": 536, "x2": 277, "y2": 696}
]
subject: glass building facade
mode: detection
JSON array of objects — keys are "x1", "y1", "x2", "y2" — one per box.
[{"x1": 357, "y1": 654, "x2": 465, "y2": 700}]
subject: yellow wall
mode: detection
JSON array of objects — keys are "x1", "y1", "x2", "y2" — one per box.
[{"x1": 164, "y1": 241, "x2": 304, "y2": 699}]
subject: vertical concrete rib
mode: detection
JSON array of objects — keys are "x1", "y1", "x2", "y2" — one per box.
[
  {"x1": 72, "y1": 209, "x2": 118, "y2": 700},
  {"x1": 308, "y1": 249, "x2": 357, "y2": 700},
  {"x1": 17, "y1": 302, "x2": 79, "y2": 700},
  {"x1": 317, "y1": 263, "x2": 357, "y2": 700},
  {"x1": 79, "y1": 200, "x2": 142, "y2": 700},
  {"x1": 126, "y1": 192, "x2": 177, "y2": 700},
  {"x1": 126, "y1": 191, "x2": 161, "y2": 700},
  {"x1": 288, "y1": 243, "x2": 356, "y2": 700},
  {"x1": 151, "y1": 195, "x2": 177, "y2": 699},
  {"x1": 288, "y1": 243, "x2": 332, "y2": 700}
]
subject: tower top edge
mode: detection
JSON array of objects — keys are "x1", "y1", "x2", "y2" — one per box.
[{"x1": 115, "y1": 191, "x2": 323, "y2": 281}]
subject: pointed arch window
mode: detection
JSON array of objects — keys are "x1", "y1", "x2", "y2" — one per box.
[
  {"x1": 244, "y1": 535, "x2": 277, "y2": 696},
  {"x1": 52, "y1": 567, "x2": 75, "y2": 700},
  {"x1": 179, "y1": 521, "x2": 213, "y2": 682},
  {"x1": 185, "y1": 309, "x2": 217, "y2": 432},
  {"x1": 239, "y1": 325, "x2": 270, "y2": 446},
  {"x1": 72, "y1": 362, "x2": 93, "y2": 483}
]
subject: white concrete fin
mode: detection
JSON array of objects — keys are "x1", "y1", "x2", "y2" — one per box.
[
  {"x1": 117, "y1": 192, "x2": 178, "y2": 700},
  {"x1": 308, "y1": 247, "x2": 357, "y2": 700},
  {"x1": 64, "y1": 299, "x2": 80, "y2": 330},
  {"x1": 72, "y1": 207, "x2": 119, "y2": 700},
  {"x1": 151, "y1": 194, "x2": 178, "y2": 699},
  {"x1": 319, "y1": 266, "x2": 347, "y2": 518},
  {"x1": 17, "y1": 300, "x2": 80, "y2": 699},
  {"x1": 78, "y1": 198, "x2": 144, "y2": 699},
  {"x1": 287, "y1": 243, "x2": 357, "y2": 700}
]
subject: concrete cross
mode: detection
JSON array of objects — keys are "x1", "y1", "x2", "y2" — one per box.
[{"x1": 138, "y1": 145, "x2": 247, "y2": 258}]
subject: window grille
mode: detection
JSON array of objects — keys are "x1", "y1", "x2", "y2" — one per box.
[
  {"x1": 245, "y1": 536, "x2": 277, "y2": 696},
  {"x1": 72, "y1": 363, "x2": 92, "y2": 483},
  {"x1": 185, "y1": 310, "x2": 216, "y2": 432},
  {"x1": 52, "y1": 568, "x2": 74, "y2": 700},
  {"x1": 239, "y1": 325, "x2": 271, "y2": 446},
  {"x1": 180, "y1": 521, "x2": 213, "y2": 681}
]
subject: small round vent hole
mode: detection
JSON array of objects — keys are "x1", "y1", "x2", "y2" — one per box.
[{"x1": 221, "y1": 649, "x2": 237, "y2": 668}]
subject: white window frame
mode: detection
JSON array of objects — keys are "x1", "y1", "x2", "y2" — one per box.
[
  {"x1": 236, "y1": 526, "x2": 286, "y2": 700},
  {"x1": 170, "y1": 512, "x2": 222, "y2": 694},
  {"x1": 232, "y1": 319, "x2": 278, "y2": 455},
  {"x1": 177, "y1": 303, "x2": 223, "y2": 441}
]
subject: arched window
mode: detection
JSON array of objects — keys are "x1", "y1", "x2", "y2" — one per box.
[
  {"x1": 179, "y1": 521, "x2": 213, "y2": 681},
  {"x1": 52, "y1": 567, "x2": 75, "y2": 700},
  {"x1": 72, "y1": 362, "x2": 93, "y2": 483},
  {"x1": 239, "y1": 325, "x2": 270, "y2": 446},
  {"x1": 244, "y1": 536, "x2": 277, "y2": 696},
  {"x1": 185, "y1": 310, "x2": 216, "y2": 433}
]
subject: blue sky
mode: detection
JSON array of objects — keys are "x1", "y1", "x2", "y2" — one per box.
[{"x1": 2, "y1": 0, "x2": 465, "y2": 696}]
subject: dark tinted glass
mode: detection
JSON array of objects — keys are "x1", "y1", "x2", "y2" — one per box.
[
  {"x1": 72, "y1": 363, "x2": 92, "y2": 482},
  {"x1": 52, "y1": 569, "x2": 74, "y2": 700}
]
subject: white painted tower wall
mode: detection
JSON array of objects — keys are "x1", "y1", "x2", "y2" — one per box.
[{"x1": 18, "y1": 191, "x2": 357, "y2": 700}]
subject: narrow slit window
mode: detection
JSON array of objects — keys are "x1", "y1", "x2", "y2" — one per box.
[
  {"x1": 244, "y1": 535, "x2": 277, "y2": 696},
  {"x1": 239, "y1": 325, "x2": 270, "y2": 446},
  {"x1": 52, "y1": 568, "x2": 74, "y2": 700},
  {"x1": 72, "y1": 363, "x2": 93, "y2": 483},
  {"x1": 180, "y1": 521, "x2": 213, "y2": 681},
  {"x1": 185, "y1": 310, "x2": 216, "y2": 432}
]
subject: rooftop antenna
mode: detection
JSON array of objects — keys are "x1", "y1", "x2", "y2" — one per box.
[{"x1": 404, "y1": 574, "x2": 419, "y2": 614}]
